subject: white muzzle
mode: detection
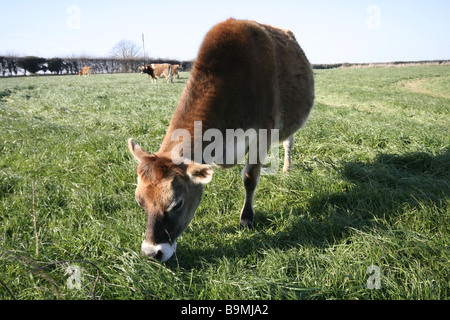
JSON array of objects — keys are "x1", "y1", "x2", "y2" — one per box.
[{"x1": 141, "y1": 240, "x2": 177, "y2": 263}]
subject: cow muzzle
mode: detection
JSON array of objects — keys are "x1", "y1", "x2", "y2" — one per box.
[{"x1": 141, "y1": 240, "x2": 177, "y2": 262}]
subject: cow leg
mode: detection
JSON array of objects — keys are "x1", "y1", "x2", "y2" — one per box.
[
  {"x1": 240, "y1": 160, "x2": 262, "y2": 229},
  {"x1": 282, "y1": 135, "x2": 294, "y2": 172}
]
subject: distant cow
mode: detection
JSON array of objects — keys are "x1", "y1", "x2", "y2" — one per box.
[
  {"x1": 140, "y1": 63, "x2": 173, "y2": 83},
  {"x1": 78, "y1": 66, "x2": 91, "y2": 76},
  {"x1": 128, "y1": 18, "x2": 314, "y2": 263},
  {"x1": 172, "y1": 64, "x2": 181, "y2": 79}
]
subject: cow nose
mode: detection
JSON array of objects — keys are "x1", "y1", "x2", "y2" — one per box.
[
  {"x1": 141, "y1": 241, "x2": 176, "y2": 263},
  {"x1": 141, "y1": 241, "x2": 163, "y2": 260},
  {"x1": 148, "y1": 250, "x2": 163, "y2": 261}
]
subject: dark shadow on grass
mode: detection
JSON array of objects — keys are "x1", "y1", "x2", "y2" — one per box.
[
  {"x1": 329, "y1": 150, "x2": 449, "y2": 216},
  {"x1": 171, "y1": 150, "x2": 449, "y2": 269},
  {"x1": 306, "y1": 150, "x2": 449, "y2": 237}
]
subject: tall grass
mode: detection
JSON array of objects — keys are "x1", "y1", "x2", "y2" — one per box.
[{"x1": 0, "y1": 66, "x2": 449, "y2": 300}]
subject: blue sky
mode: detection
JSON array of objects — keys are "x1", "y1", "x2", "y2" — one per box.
[{"x1": 1, "y1": 0, "x2": 449, "y2": 64}]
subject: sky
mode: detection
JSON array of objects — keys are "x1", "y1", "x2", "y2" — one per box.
[{"x1": 0, "y1": 0, "x2": 449, "y2": 64}]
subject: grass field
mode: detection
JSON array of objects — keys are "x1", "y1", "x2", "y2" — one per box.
[{"x1": 0, "y1": 66, "x2": 449, "y2": 300}]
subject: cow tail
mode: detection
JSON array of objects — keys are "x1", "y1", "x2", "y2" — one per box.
[{"x1": 169, "y1": 64, "x2": 173, "y2": 83}]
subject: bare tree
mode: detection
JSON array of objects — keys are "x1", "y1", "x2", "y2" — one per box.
[{"x1": 110, "y1": 40, "x2": 142, "y2": 72}]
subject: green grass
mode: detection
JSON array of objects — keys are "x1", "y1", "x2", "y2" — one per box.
[{"x1": 0, "y1": 66, "x2": 449, "y2": 300}]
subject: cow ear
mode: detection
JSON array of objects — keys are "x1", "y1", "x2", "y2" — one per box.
[
  {"x1": 128, "y1": 138, "x2": 151, "y2": 163},
  {"x1": 187, "y1": 163, "x2": 214, "y2": 184}
]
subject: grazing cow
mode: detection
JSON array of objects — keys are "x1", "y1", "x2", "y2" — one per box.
[
  {"x1": 140, "y1": 63, "x2": 173, "y2": 83},
  {"x1": 128, "y1": 18, "x2": 314, "y2": 262},
  {"x1": 78, "y1": 66, "x2": 91, "y2": 76},
  {"x1": 172, "y1": 64, "x2": 181, "y2": 79}
]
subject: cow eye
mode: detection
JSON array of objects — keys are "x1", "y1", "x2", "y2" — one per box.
[{"x1": 171, "y1": 199, "x2": 184, "y2": 212}]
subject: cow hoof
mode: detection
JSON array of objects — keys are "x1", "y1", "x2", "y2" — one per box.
[{"x1": 240, "y1": 218, "x2": 254, "y2": 229}]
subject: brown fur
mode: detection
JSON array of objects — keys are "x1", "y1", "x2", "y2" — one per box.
[
  {"x1": 78, "y1": 66, "x2": 91, "y2": 76},
  {"x1": 128, "y1": 18, "x2": 314, "y2": 261},
  {"x1": 172, "y1": 64, "x2": 180, "y2": 79},
  {"x1": 138, "y1": 155, "x2": 187, "y2": 184},
  {"x1": 159, "y1": 18, "x2": 314, "y2": 155}
]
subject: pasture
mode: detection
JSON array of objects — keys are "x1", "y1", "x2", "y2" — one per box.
[{"x1": 0, "y1": 66, "x2": 449, "y2": 300}]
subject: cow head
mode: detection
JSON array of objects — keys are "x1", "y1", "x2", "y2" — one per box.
[
  {"x1": 128, "y1": 139, "x2": 213, "y2": 262},
  {"x1": 139, "y1": 65, "x2": 154, "y2": 77}
]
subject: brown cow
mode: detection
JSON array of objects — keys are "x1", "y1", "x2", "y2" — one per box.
[
  {"x1": 140, "y1": 63, "x2": 173, "y2": 83},
  {"x1": 78, "y1": 66, "x2": 91, "y2": 76},
  {"x1": 128, "y1": 19, "x2": 314, "y2": 262},
  {"x1": 172, "y1": 64, "x2": 181, "y2": 79}
]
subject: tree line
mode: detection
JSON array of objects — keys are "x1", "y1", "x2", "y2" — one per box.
[
  {"x1": 0, "y1": 55, "x2": 194, "y2": 77},
  {"x1": 312, "y1": 60, "x2": 449, "y2": 70},
  {"x1": 3, "y1": 54, "x2": 446, "y2": 77}
]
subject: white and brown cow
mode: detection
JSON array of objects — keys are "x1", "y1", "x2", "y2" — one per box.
[
  {"x1": 128, "y1": 18, "x2": 314, "y2": 262},
  {"x1": 140, "y1": 63, "x2": 173, "y2": 83}
]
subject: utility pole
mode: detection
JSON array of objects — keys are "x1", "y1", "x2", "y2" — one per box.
[{"x1": 142, "y1": 34, "x2": 146, "y2": 65}]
